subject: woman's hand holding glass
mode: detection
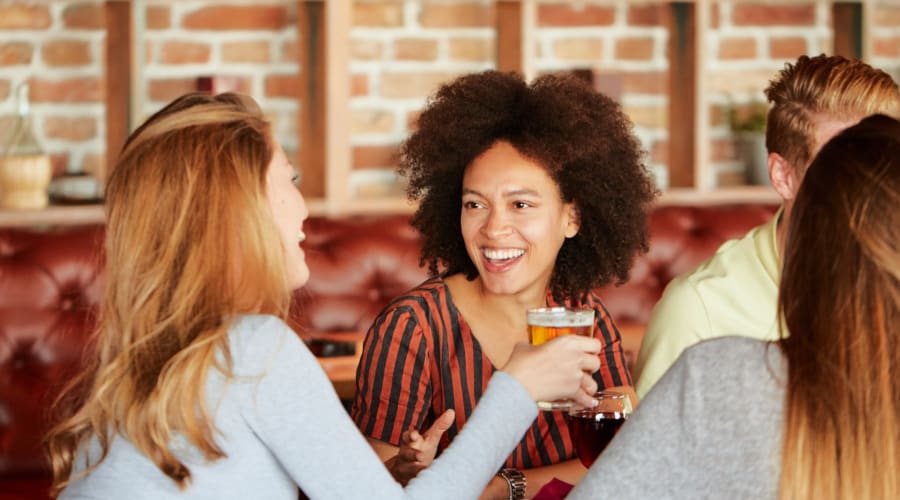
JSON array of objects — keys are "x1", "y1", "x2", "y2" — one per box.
[{"x1": 501, "y1": 335, "x2": 602, "y2": 409}]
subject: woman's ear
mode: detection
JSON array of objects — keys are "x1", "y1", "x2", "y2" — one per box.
[
  {"x1": 565, "y1": 203, "x2": 580, "y2": 238},
  {"x1": 769, "y1": 152, "x2": 800, "y2": 202}
]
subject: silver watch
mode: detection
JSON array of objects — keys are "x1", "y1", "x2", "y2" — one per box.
[{"x1": 498, "y1": 468, "x2": 526, "y2": 500}]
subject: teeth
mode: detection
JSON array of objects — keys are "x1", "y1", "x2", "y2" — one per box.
[
  {"x1": 483, "y1": 248, "x2": 524, "y2": 260},
  {"x1": 298, "y1": 230, "x2": 306, "y2": 242}
]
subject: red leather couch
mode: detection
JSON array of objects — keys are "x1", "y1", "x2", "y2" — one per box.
[{"x1": 0, "y1": 203, "x2": 777, "y2": 499}]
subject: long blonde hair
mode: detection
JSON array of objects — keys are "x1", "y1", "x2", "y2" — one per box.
[
  {"x1": 764, "y1": 54, "x2": 899, "y2": 168},
  {"x1": 46, "y1": 93, "x2": 292, "y2": 493},
  {"x1": 778, "y1": 114, "x2": 900, "y2": 499}
]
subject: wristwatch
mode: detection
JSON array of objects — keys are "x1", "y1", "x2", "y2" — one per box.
[{"x1": 498, "y1": 468, "x2": 526, "y2": 500}]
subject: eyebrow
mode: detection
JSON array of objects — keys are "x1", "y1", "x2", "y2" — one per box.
[{"x1": 462, "y1": 187, "x2": 541, "y2": 198}]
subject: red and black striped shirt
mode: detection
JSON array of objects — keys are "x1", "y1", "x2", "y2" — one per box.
[{"x1": 351, "y1": 278, "x2": 632, "y2": 469}]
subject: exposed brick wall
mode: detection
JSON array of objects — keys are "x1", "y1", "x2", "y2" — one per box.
[
  {"x1": 1, "y1": 0, "x2": 899, "y2": 194},
  {"x1": 0, "y1": 1, "x2": 105, "y2": 177}
]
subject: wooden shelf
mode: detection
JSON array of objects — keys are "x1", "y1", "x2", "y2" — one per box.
[
  {"x1": 0, "y1": 204, "x2": 105, "y2": 228},
  {"x1": 659, "y1": 186, "x2": 780, "y2": 206}
]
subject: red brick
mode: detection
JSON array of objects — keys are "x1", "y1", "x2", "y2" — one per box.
[
  {"x1": 873, "y1": 36, "x2": 900, "y2": 58},
  {"x1": 0, "y1": 42, "x2": 33, "y2": 66},
  {"x1": 622, "y1": 71, "x2": 667, "y2": 96},
  {"x1": 615, "y1": 37, "x2": 655, "y2": 61},
  {"x1": 873, "y1": 5, "x2": 900, "y2": 26},
  {"x1": 552, "y1": 38, "x2": 603, "y2": 61},
  {"x1": 146, "y1": 5, "x2": 171, "y2": 30},
  {"x1": 0, "y1": 5, "x2": 51, "y2": 29},
  {"x1": 628, "y1": 4, "x2": 665, "y2": 26},
  {"x1": 381, "y1": 71, "x2": 459, "y2": 99},
  {"x1": 711, "y1": 3, "x2": 721, "y2": 30},
  {"x1": 351, "y1": 38, "x2": 383, "y2": 60},
  {"x1": 181, "y1": 6, "x2": 289, "y2": 30},
  {"x1": 351, "y1": 74, "x2": 369, "y2": 97},
  {"x1": 733, "y1": 4, "x2": 815, "y2": 26},
  {"x1": 50, "y1": 153, "x2": 69, "y2": 177},
  {"x1": 394, "y1": 38, "x2": 438, "y2": 61},
  {"x1": 650, "y1": 140, "x2": 668, "y2": 164},
  {"x1": 623, "y1": 105, "x2": 667, "y2": 129},
  {"x1": 769, "y1": 37, "x2": 807, "y2": 59},
  {"x1": 352, "y1": 110, "x2": 395, "y2": 135},
  {"x1": 353, "y1": 144, "x2": 400, "y2": 169},
  {"x1": 716, "y1": 169, "x2": 746, "y2": 187},
  {"x1": 538, "y1": 5, "x2": 615, "y2": 27},
  {"x1": 62, "y1": 4, "x2": 104, "y2": 30},
  {"x1": 264, "y1": 74, "x2": 299, "y2": 98},
  {"x1": 719, "y1": 38, "x2": 757, "y2": 60},
  {"x1": 158, "y1": 41, "x2": 211, "y2": 64},
  {"x1": 43, "y1": 116, "x2": 97, "y2": 141},
  {"x1": 353, "y1": 1, "x2": 404, "y2": 27},
  {"x1": 42, "y1": 40, "x2": 92, "y2": 66},
  {"x1": 281, "y1": 40, "x2": 298, "y2": 62},
  {"x1": 81, "y1": 153, "x2": 104, "y2": 177},
  {"x1": 28, "y1": 77, "x2": 101, "y2": 103},
  {"x1": 711, "y1": 137, "x2": 737, "y2": 162},
  {"x1": 148, "y1": 78, "x2": 197, "y2": 102},
  {"x1": 448, "y1": 37, "x2": 492, "y2": 61},
  {"x1": 222, "y1": 41, "x2": 271, "y2": 63},
  {"x1": 419, "y1": 2, "x2": 493, "y2": 28}
]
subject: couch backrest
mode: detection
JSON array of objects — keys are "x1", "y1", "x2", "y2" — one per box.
[{"x1": 0, "y1": 202, "x2": 778, "y2": 478}]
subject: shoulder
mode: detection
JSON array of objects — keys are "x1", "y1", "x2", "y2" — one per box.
[
  {"x1": 227, "y1": 314, "x2": 312, "y2": 371},
  {"x1": 675, "y1": 337, "x2": 785, "y2": 393},
  {"x1": 375, "y1": 278, "x2": 455, "y2": 325}
]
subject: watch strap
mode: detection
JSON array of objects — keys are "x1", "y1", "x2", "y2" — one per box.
[{"x1": 498, "y1": 468, "x2": 526, "y2": 500}]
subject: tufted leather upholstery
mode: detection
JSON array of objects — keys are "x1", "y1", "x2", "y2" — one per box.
[{"x1": 0, "y1": 203, "x2": 777, "y2": 498}]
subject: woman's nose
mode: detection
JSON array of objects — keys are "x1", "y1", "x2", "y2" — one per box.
[{"x1": 482, "y1": 207, "x2": 511, "y2": 238}]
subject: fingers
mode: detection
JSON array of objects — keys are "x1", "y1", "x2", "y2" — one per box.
[
  {"x1": 571, "y1": 386, "x2": 600, "y2": 409},
  {"x1": 423, "y1": 409, "x2": 455, "y2": 440}
]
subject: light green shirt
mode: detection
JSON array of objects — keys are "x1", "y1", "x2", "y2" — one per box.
[{"x1": 634, "y1": 212, "x2": 781, "y2": 398}]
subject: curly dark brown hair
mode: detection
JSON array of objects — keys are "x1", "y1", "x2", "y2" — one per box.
[{"x1": 401, "y1": 70, "x2": 658, "y2": 301}]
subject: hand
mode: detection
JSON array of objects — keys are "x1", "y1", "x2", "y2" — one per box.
[
  {"x1": 501, "y1": 335, "x2": 601, "y2": 407},
  {"x1": 385, "y1": 409, "x2": 455, "y2": 485}
]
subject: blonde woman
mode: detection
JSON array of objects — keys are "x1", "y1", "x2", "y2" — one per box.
[
  {"x1": 46, "y1": 92, "x2": 602, "y2": 499},
  {"x1": 569, "y1": 114, "x2": 900, "y2": 499}
]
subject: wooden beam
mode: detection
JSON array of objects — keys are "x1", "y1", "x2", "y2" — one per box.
[
  {"x1": 104, "y1": 0, "x2": 131, "y2": 183},
  {"x1": 297, "y1": 1, "x2": 327, "y2": 199},
  {"x1": 496, "y1": 0, "x2": 524, "y2": 74},
  {"x1": 667, "y1": 2, "x2": 696, "y2": 188},
  {"x1": 833, "y1": 2, "x2": 863, "y2": 60}
]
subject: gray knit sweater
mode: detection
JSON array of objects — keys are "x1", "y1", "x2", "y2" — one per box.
[
  {"x1": 569, "y1": 336, "x2": 786, "y2": 500},
  {"x1": 61, "y1": 315, "x2": 539, "y2": 499}
]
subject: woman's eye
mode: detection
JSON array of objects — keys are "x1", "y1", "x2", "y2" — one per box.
[
  {"x1": 463, "y1": 200, "x2": 482, "y2": 209},
  {"x1": 513, "y1": 201, "x2": 532, "y2": 209}
]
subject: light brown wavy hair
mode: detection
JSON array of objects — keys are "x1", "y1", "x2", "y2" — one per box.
[
  {"x1": 778, "y1": 114, "x2": 900, "y2": 499},
  {"x1": 45, "y1": 92, "x2": 292, "y2": 494},
  {"x1": 764, "y1": 54, "x2": 899, "y2": 169}
]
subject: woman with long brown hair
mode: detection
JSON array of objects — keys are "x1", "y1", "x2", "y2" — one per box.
[
  {"x1": 45, "y1": 92, "x2": 603, "y2": 499},
  {"x1": 568, "y1": 113, "x2": 900, "y2": 499}
]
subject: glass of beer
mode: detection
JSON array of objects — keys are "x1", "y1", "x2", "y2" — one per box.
[
  {"x1": 567, "y1": 390, "x2": 632, "y2": 467},
  {"x1": 527, "y1": 306, "x2": 595, "y2": 410}
]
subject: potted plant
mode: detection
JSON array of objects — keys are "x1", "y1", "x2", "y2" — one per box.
[{"x1": 727, "y1": 100, "x2": 770, "y2": 186}]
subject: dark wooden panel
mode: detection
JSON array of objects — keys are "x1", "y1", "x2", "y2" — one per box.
[
  {"x1": 297, "y1": 0, "x2": 327, "y2": 198},
  {"x1": 496, "y1": 0, "x2": 523, "y2": 74},
  {"x1": 833, "y1": 2, "x2": 863, "y2": 59},
  {"x1": 667, "y1": 2, "x2": 696, "y2": 188},
  {"x1": 105, "y1": 0, "x2": 131, "y2": 181}
]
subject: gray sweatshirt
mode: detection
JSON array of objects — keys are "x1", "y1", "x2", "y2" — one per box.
[
  {"x1": 61, "y1": 315, "x2": 538, "y2": 500},
  {"x1": 569, "y1": 336, "x2": 786, "y2": 500}
]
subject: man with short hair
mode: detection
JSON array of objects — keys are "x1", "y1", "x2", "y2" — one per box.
[{"x1": 634, "y1": 54, "x2": 900, "y2": 398}]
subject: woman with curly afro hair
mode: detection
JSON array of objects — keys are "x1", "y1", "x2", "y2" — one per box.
[{"x1": 352, "y1": 70, "x2": 657, "y2": 499}]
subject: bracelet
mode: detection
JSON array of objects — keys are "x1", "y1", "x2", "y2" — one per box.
[{"x1": 498, "y1": 468, "x2": 526, "y2": 500}]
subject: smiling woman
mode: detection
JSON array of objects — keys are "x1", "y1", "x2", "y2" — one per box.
[{"x1": 351, "y1": 70, "x2": 659, "y2": 499}]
